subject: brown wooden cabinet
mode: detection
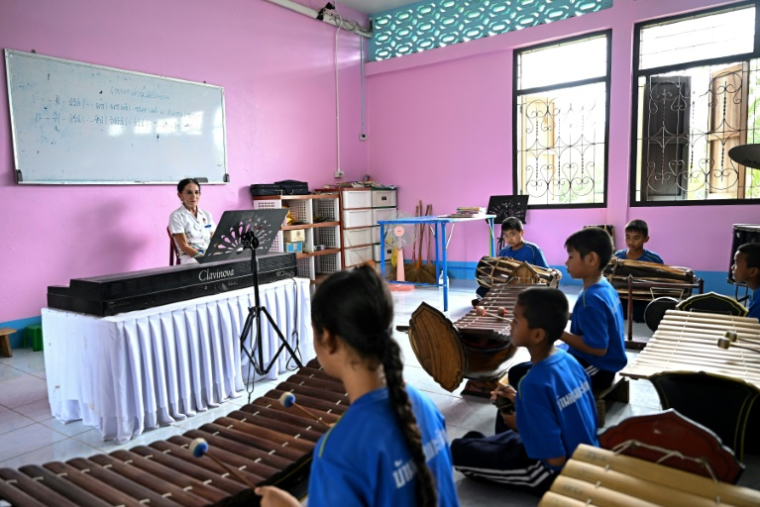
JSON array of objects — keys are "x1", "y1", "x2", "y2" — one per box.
[{"x1": 252, "y1": 193, "x2": 342, "y2": 284}]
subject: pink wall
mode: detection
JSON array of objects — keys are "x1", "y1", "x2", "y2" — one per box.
[
  {"x1": 366, "y1": 0, "x2": 756, "y2": 274},
  {"x1": 0, "y1": 0, "x2": 368, "y2": 322}
]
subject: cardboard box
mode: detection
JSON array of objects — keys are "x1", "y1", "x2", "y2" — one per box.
[
  {"x1": 284, "y1": 241, "x2": 303, "y2": 253},
  {"x1": 283, "y1": 229, "x2": 305, "y2": 242}
]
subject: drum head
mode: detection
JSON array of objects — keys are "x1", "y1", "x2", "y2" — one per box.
[
  {"x1": 644, "y1": 297, "x2": 679, "y2": 331},
  {"x1": 409, "y1": 302, "x2": 467, "y2": 392}
]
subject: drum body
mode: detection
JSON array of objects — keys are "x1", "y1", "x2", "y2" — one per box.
[
  {"x1": 644, "y1": 297, "x2": 679, "y2": 331},
  {"x1": 408, "y1": 285, "x2": 547, "y2": 392},
  {"x1": 604, "y1": 258, "x2": 696, "y2": 300},
  {"x1": 728, "y1": 224, "x2": 760, "y2": 283},
  {"x1": 476, "y1": 256, "x2": 561, "y2": 289}
]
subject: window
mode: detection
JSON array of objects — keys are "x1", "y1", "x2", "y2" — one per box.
[
  {"x1": 632, "y1": 2, "x2": 760, "y2": 205},
  {"x1": 514, "y1": 32, "x2": 610, "y2": 208}
]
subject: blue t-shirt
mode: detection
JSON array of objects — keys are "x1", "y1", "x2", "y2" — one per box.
[
  {"x1": 498, "y1": 241, "x2": 549, "y2": 268},
  {"x1": 515, "y1": 349, "x2": 599, "y2": 469},
  {"x1": 748, "y1": 291, "x2": 760, "y2": 321},
  {"x1": 308, "y1": 385, "x2": 459, "y2": 507},
  {"x1": 569, "y1": 279, "x2": 627, "y2": 373},
  {"x1": 613, "y1": 249, "x2": 663, "y2": 264}
]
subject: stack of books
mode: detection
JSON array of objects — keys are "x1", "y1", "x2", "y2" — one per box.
[{"x1": 441, "y1": 207, "x2": 487, "y2": 218}]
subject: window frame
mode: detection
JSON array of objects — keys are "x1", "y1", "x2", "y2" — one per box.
[
  {"x1": 629, "y1": 0, "x2": 760, "y2": 207},
  {"x1": 512, "y1": 29, "x2": 612, "y2": 210}
]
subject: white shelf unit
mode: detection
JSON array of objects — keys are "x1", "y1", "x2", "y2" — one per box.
[
  {"x1": 252, "y1": 194, "x2": 342, "y2": 283},
  {"x1": 340, "y1": 188, "x2": 397, "y2": 270}
]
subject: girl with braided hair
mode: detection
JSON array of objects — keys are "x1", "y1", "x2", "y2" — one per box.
[{"x1": 256, "y1": 265, "x2": 459, "y2": 507}]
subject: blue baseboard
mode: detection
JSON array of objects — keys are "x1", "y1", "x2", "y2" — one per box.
[
  {"x1": 0, "y1": 316, "x2": 42, "y2": 349},
  {"x1": 440, "y1": 262, "x2": 746, "y2": 297},
  {"x1": 442, "y1": 261, "x2": 478, "y2": 280}
]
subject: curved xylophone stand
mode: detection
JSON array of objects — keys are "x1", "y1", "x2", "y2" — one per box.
[{"x1": 239, "y1": 231, "x2": 303, "y2": 401}]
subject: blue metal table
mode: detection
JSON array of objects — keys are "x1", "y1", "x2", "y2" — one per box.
[{"x1": 377, "y1": 215, "x2": 496, "y2": 312}]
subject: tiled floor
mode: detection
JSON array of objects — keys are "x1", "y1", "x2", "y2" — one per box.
[{"x1": 0, "y1": 281, "x2": 758, "y2": 506}]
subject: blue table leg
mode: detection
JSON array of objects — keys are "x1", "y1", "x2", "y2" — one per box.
[
  {"x1": 434, "y1": 222, "x2": 441, "y2": 287},
  {"x1": 379, "y1": 224, "x2": 386, "y2": 277},
  {"x1": 488, "y1": 218, "x2": 495, "y2": 257},
  {"x1": 441, "y1": 222, "x2": 448, "y2": 313}
]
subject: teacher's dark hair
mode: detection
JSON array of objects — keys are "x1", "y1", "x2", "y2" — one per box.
[
  {"x1": 177, "y1": 178, "x2": 201, "y2": 193},
  {"x1": 311, "y1": 266, "x2": 437, "y2": 506}
]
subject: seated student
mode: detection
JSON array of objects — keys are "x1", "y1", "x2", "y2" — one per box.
[
  {"x1": 256, "y1": 266, "x2": 459, "y2": 507},
  {"x1": 732, "y1": 243, "x2": 760, "y2": 321},
  {"x1": 475, "y1": 217, "x2": 549, "y2": 299},
  {"x1": 451, "y1": 288, "x2": 598, "y2": 495},
  {"x1": 613, "y1": 219, "x2": 662, "y2": 322},
  {"x1": 499, "y1": 217, "x2": 549, "y2": 268},
  {"x1": 613, "y1": 219, "x2": 663, "y2": 263},
  {"x1": 561, "y1": 227, "x2": 627, "y2": 389}
]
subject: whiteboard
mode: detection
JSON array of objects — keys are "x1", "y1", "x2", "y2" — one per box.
[{"x1": 4, "y1": 49, "x2": 228, "y2": 184}]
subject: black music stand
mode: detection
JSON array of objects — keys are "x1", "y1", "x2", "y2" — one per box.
[
  {"x1": 197, "y1": 209, "x2": 284, "y2": 264},
  {"x1": 486, "y1": 195, "x2": 529, "y2": 224},
  {"x1": 487, "y1": 195, "x2": 529, "y2": 251},
  {"x1": 202, "y1": 209, "x2": 303, "y2": 397}
]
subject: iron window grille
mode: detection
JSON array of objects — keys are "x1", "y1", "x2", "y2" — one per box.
[
  {"x1": 631, "y1": 0, "x2": 760, "y2": 206},
  {"x1": 514, "y1": 31, "x2": 611, "y2": 209}
]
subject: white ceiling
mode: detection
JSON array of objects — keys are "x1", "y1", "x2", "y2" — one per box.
[{"x1": 337, "y1": 0, "x2": 420, "y2": 15}]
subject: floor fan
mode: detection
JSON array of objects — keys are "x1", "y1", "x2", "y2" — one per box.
[{"x1": 384, "y1": 210, "x2": 416, "y2": 292}]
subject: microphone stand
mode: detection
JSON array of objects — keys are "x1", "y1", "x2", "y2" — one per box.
[{"x1": 238, "y1": 231, "x2": 303, "y2": 402}]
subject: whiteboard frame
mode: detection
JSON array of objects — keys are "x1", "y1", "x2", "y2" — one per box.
[{"x1": 4, "y1": 49, "x2": 229, "y2": 185}]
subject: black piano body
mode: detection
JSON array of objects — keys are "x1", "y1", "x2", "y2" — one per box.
[{"x1": 48, "y1": 253, "x2": 297, "y2": 317}]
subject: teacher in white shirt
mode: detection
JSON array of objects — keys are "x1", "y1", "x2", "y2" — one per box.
[{"x1": 168, "y1": 178, "x2": 216, "y2": 264}]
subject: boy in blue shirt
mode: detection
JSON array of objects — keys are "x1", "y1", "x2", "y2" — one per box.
[
  {"x1": 563, "y1": 227, "x2": 627, "y2": 389},
  {"x1": 613, "y1": 219, "x2": 663, "y2": 264},
  {"x1": 499, "y1": 217, "x2": 549, "y2": 268},
  {"x1": 451, "y1": 288, "x2": 599, "y2": 495},
  {"x1": 732, "y1": 243, "x2": 760, "y2": 321},
  {"x1": 475, "y1": 217, "x2": 549, "y2": 300}
]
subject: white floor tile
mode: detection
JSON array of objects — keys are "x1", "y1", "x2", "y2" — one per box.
[
  {"x1": 0, "y1": 423, "x2": 68, "y2": 461},
  {"x1": 0, "y1": 349, "x2": 46, "y2": 379},
  {"x1": 0, "y1": 374, "x2": 48, "y2": 409},
  {"x1": 0, "y1": 406, "x2": 35, "y2": 435},
  {"x1": 13, "y1": 399, "x2": 53, "y2": 422},
  {"x1": 0, "y1": 438, "x2": 98, "y2": 469},
  {"x1": 40, "y1": 417, "x2": 92, "y2": 437}
]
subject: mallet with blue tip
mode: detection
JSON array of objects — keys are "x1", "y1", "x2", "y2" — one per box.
[
  {"x1": 278, "y1": 392, "x2": 328, "y2": 426},
  {"x1": 190, "y1": 437, "x2": 258, "y2": 490}
]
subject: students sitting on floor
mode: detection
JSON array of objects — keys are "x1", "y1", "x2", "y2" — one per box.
[
  {"x1": 732, "y1": 242, "x2": 760, "y2": 321},
  {"x1": 475, "y1": 217, "x2": 549, "y2": 299},
  {"x1": 561, "y1": 227, "x2": 627, "y2": 389},
  {"x1": 451, "y1": 288, "x2": 599, "y2": 495},
  {"x1": 613, "y1": 219, "x2": 663, "y2": 263}
]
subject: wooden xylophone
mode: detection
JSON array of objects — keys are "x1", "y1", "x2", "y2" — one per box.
[
  {"x1": 620, "y1": 310, "x2": 760, "y2": 458},
  {"x1": 408, "y1": 285, "x2": 540, "y2": 393},
  {"x1": 620, "y1": 310, "x2": 760, "y2": 387},
  {"x1": 0, "y1": 360, "x2": 346, "y2": 507}
]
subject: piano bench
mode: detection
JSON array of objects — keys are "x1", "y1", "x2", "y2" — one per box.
[
  {"x1": 24, "y1": 324, "x2": 43, "y2": 352},
  {"x1": 594, "y1": 375, "x2": 630, "y2": 427},
  {"x1": 0, "y1": 327, "x2": 17, "y2": 357}
]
